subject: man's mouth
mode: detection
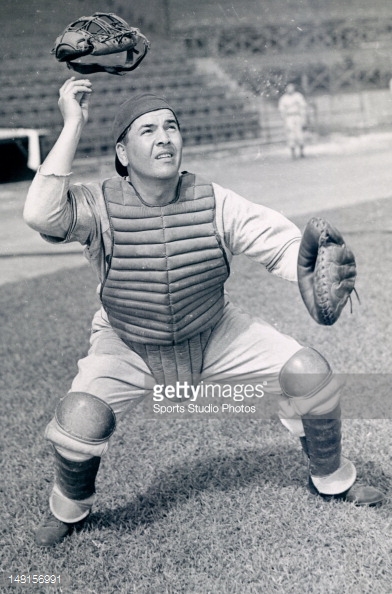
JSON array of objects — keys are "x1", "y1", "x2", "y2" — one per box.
[{"x1": 156, "y1": 152, "x2": 174, "y2": 160}]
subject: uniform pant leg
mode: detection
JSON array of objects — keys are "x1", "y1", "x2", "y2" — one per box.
[
  {"x1": 45, "y1": 308, "x2": 156, "y2": 522},
  {"x1": 201, "y1": 299, "x2": 344, "y2": 438},
  {"x1": 200, "y1": 300, "x2": 357, "y2": 495},
  {"x1": 70, "y1": 307, "x2": 156, "y2": 416},
  {"x1": 201, "y1": 300, "x2": 304, "y2": 434}
]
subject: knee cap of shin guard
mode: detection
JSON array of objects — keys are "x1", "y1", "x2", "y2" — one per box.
[
  {"x1": 279, "y1": 347, "x2": 332, "y2": 399},
  {"x1": 55, "y1": 392, "x2": 116, "y2": 444}
]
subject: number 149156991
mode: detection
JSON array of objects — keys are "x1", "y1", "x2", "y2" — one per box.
[{"x1": 7, "y1": 574, "x2": 65, "y2": 586}]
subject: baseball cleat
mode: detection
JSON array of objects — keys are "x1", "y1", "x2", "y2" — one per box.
[
  {"x1": 34, "y1": 513, "x2": 81, "y2": 546},
  {"x1": 308, "y1": 477, "x2": 385, "y2": 506}
]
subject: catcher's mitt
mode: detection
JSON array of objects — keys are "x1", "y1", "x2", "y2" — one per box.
[
  {"x1": 297, "y1": 217, "x2": 357, "y2": 325},
  {"x1": 52, "y1": 12, "x2": 150, "y2": 75}
]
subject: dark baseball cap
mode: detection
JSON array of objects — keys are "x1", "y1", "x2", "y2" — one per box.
[{"x1": 112, "y1": 93, "x2": 179, "y2": 176}]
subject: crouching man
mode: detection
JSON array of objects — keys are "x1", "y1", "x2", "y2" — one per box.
[{"x1": 24, "y1": 78, "x2": 384, "y2": 546}]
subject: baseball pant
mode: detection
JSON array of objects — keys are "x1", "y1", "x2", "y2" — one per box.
[{"x1": 70, "y1": 299, "x2": 305, "y2": 430}]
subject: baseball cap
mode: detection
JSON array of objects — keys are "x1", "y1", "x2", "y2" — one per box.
[{"x1": 112, "y1": 93, "x2": 179, "y2": 176}]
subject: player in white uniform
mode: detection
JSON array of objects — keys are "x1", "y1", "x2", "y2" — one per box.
[
  {"x1": 278, "y1": 83, "x2": 308, "y2": 159},
  {"x1": 24, "y1": 78, "x2": 383, "y2": 546}
]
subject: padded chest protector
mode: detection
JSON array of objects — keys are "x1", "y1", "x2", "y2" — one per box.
[{"x1": 100, "y1": 174, "x2": 230, "y2": 346}]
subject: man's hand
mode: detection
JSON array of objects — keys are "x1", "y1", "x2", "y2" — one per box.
[
  {"x1": 35, "y1": 78, "x2": 92, "y2": 176},
  {"x1": 58, "y1": 77, "x2": 92, "y2": 128}
]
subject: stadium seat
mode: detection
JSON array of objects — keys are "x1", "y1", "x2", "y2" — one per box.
[{"x1": 0, "y1": 17, "x2": 261, "y2": 161}]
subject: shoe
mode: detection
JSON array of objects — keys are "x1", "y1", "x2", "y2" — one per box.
[
  {"x1": 35, "y1": 513, "x2": 76, "y2": 546},
  {"x1": 308, "y1": 477, "x2": 385, "y2": 506}
]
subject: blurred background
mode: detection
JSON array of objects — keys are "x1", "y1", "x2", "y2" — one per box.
[{"x1": 2, "y1": 0, "x2": 392, "y2": 181}]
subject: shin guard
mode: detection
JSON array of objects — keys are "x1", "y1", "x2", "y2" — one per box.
[
  {"x1": 50, "y1": 450, "x2": 101, "y2": 523},
  {"x1": 301, "y1": 406, "x2": 342, "y2": 477},
  {"x1": 301, "y1": 406, "x2": 356, "y2": 495}
]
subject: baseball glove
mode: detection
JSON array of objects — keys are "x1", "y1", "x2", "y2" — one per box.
[
  {"x1": 297, "y1": 217, "x2": 357, "y2": 325},
  {"x1": 52, "y1": 12, "x2": 150, "y2": 75}
]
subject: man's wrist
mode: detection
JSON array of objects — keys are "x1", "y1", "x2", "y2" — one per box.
[{"x1": 62, "y1": 118, "x2": 86, "y2": 137}]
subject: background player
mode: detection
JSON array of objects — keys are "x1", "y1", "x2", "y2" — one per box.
[{"x1": 278, "y1": 82, "x2": 308, "y2": 159}]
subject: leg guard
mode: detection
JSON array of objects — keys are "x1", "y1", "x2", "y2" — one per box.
[
  {"x1": 302, "y1": 406, "x2": 342, "y2": 477},
  {"x1": 279, "y1": 347, "x2": 356, "y2": 494},
  {"x1": 279, "y1": 347, "x2": 342, "y2": 418},
  {"x1": 45, "y1": 392, "x2": 116, "y2": 523},
  {"x1": 54, "y1": 449, "x2": 101, "y2": 501},
  {"x1": 300, "y1": 409, "x2": 356, "y2": 495},
  {"x1": 50, "y1": 451, "x2": 101, "y2": 523},
  {"x1": 45, "y1": 391, "x2": 116, "y2": 457}
]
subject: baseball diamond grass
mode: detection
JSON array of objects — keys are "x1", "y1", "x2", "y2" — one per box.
[{"x1": 1, "y1": 198, "x2": 392, "y2": 594}]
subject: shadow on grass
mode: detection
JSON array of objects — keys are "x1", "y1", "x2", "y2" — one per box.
[
  {"x1": 87, "y1": 445, "x2": 390, "y2": 533},
  {"x1": 89, "y1": 445, "x2": 301, "y2": 527}
]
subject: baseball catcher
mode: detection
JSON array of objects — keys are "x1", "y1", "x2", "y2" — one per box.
[{"x1": 24, "y1": 77, "x2": 384, "y2": 547}]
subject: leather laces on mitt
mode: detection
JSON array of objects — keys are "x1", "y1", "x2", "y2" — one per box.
[{"x1": 51, "y1": 12, "x2": 150, "y2": 75}]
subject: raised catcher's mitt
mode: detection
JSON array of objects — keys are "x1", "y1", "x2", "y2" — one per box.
[
  {"x1": 52, "y1": 12, "x2": 150, "y2": 75},
  {"x1": 297, "y1": 217, "x2": 357, "y2": 325}
]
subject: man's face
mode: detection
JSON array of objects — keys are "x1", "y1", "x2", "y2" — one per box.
[{"x1": 116, "y1": 109, "x2": 183, "y2": 182}]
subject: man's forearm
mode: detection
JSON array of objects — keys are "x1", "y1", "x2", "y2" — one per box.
[
  {"x1": 40, "y1": 120, "x2": 84, "y2": 176},
  {"x1": 23, "y1": 120, "x2": 84, "y2": 236},
  {"x1": 23, "y1": 120, "x2": 83, "y2": 238},
  {"x1": 23, "y1": 170, "x2": 73, "y2": 238},
  {"x1": 24, "y1": 78, "x2": 92, "y2": 237}
]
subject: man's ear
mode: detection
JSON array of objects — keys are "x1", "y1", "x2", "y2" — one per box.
[{"x1": 115, "y1": 142, "x2": 129, "y2": 167}]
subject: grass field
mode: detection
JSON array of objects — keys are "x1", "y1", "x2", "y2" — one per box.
[{"x1": 1, "y1": 158, "x2": 392, "y2": 593}]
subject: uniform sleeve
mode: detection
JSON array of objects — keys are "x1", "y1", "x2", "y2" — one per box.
[
  {"x1": 24, "y1": 170, "x2": 103, "y2": 247},
  {"x1": 213, "y1": 183, "x2": 301, "y2": 282}
]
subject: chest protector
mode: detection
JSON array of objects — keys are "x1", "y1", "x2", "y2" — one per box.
[{"x1": 100, "y1": 173, "x2": 230, "y2": 347}]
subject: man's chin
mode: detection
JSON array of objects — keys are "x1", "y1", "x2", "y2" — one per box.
[{"x1": 154, "y1": 163, "x2": 181, "y2": 179}]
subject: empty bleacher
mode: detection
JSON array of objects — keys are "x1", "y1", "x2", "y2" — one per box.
[{"x1": 0, "y1": 0, "x2": 261, "y2": 168}]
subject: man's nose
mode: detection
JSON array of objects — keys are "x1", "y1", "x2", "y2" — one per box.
[{"x1": 156, "y1": 128, "x2": 170, "y2": 144}]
